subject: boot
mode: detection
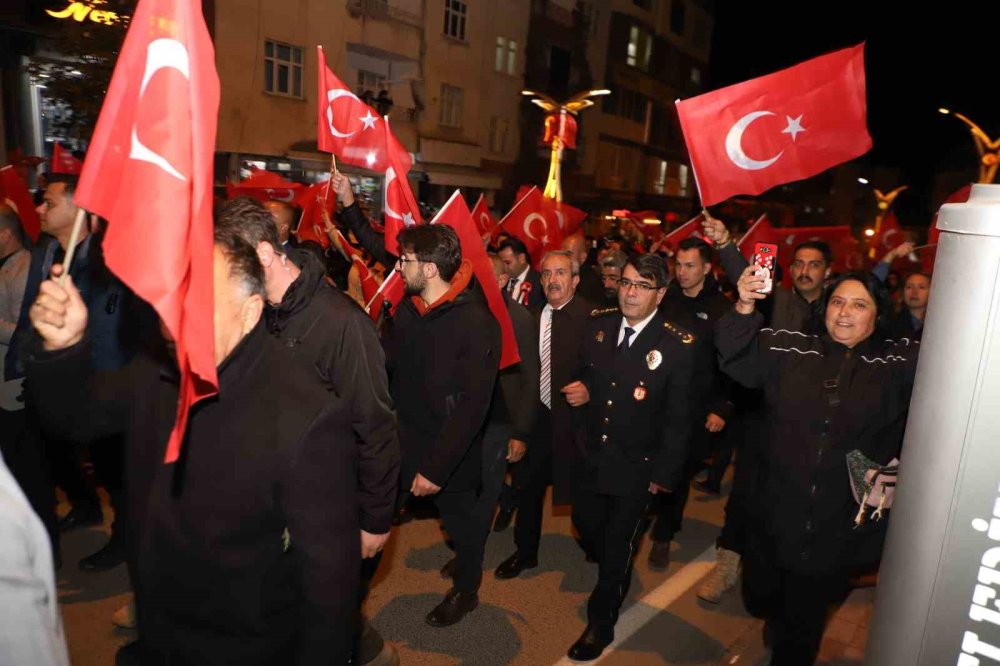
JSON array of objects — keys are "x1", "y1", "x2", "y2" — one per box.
[{"x1": 696, "y1": 547, "x2": 741, "y2": 603}]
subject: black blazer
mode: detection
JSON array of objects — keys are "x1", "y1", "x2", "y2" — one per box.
[{"x1": 510, "y1": 267, "x2": 544, "y2": 310}]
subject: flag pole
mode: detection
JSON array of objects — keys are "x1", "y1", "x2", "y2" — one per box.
[
  {"x1": 58, "y1": 208, "x2": 88, "y2": 285},
  {"x1": 323, "y1": 153, "x2": 338, "y2": 206}
]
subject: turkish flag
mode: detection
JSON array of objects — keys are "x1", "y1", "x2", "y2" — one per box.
[
  {"x1": 226, "y1": 167, "x2": 302, "y2": 203},
  {"x1": 924, "y1": 183, "x2": 972, "y2": 273},
  {"x1": 433, "y1": 190, "x2": 519, "y2": 369},
  {"x1": 737, "y1": 214, "x2": 776, "y2": 255},
  {"x1": 74, "y1": 0, "x2": 220, "y2": 464},
  {"x1": 663, "y1": 214, "x2": 708, "y2": 249},
  {"x1": 317, "y1": 46, "x2": 411, "y2": 173},
  {"x1": 0, "y1": 165, "x2": 41, "y2": 241},
  {"x1": 677, "y1": 43, "x2": 872, "y2": 207},
  {"x1": 544, "y1": 198, "x2": 587, "y2": 237},
  {"x1": 471, "y1": 194, "x2": 496, "y2": 236},
  {"x1": 771, "y1": 225, "x2": 855, "y2": 285},
  {"x1": 383, "y1": 118, "x2": 422, "y2": 256},
  {"x1": 499, "y1": 186, "x2": 562, "y2": 268},
  {"x1": 293, "y1": 180, "x2": 334, "y2": 249},
  {"x1": 354, "y1": 255, "x2": 380, "y2": 301},
  {"x1": 51, "y1": 143, "x2": 83, "y2": 175},
  {"x1": 365, "y1": 270, "x2": 404, "y2": 323}
]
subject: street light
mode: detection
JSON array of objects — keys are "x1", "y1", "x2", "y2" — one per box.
[
  {"x1": 938, "y1": 107, "x2": 1000, "y2": 183},
  {"x1": 522, "y1": 88, "x2": 611, "y2": 201}
]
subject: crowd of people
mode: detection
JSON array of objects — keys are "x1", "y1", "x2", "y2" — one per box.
[{"x1": 0, "y1": 171, "x2": 932, "y2": 666}]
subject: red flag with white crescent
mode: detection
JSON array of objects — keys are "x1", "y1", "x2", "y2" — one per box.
[
  {"x1": 0, "y1": 165, "x2": 41, "y2": 241},
  {"x1": 73, "y1": 0, "x2": 220, "y2": 464},
  {"x1": 226, "y1": 167, "x2": 302, "y2": 203},
  {"x1": 499, "y1": 186, "x2": 562, "y2": 268},
  {"x1": 51, "y1": 142, "x2": 83, "y2": 175},
  {"x1": 471, "y1": 193, "x2": 496, "y2": 237}
]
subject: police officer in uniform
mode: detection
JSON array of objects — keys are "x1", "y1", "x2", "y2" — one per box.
[{"x1": 563, "y1": 253, "x2": 695, "y2": 661}]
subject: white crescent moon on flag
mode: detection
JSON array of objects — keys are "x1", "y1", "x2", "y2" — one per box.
[
  {"x1": 130, "y1": 39, "x2": 189, "y2": 181},
  {"x1": 383, "y1": 166, "x2": 401, "y2": 220},
  {"x1": 479, "y1": 212, "x2": 491, "y2": 230},
  {"x1": 523, "y1": 213, "x2": 546, "y2": 241},
  {"x1": 725, "y1": 111, "x2": 783, "y2": 171},
  {"x1": 327, "y1": 89, "x2": 361, "y2": 139},
  {"x1": 264, "y1": 188, "x2": 295, "y2": 203},
  {"x1": 881, "y1": 228, "x2": 899, "y2": 249},
  {"x1": 553, "y1": 209, "x2": 566, "y2": 230}
]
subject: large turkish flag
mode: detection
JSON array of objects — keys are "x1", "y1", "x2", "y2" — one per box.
[{"x1": 677, "y1": 43, "x2": 871, "y2": 207}]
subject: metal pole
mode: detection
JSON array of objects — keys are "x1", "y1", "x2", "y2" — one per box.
[{"x1": 867, "y1": 184, "x2": 1000, "y2": 665}]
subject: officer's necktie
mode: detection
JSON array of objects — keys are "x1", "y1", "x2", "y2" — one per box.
[
  {"x1": 618, "y1": 327, "x2": 635, "y2": 357},
  {"x1": 540, "y1": 310, "x2": 552, "y2": 409}
]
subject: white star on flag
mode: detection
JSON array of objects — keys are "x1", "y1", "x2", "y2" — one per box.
[
  {"x1": 359, "y1": 110, "x2": 379, "y2": 130},
  {"x1": 782, "y1": 115, "x2": 805, "y2": 141},
  {"x1": 402, "y1": 212, "x2": 414, "y2": 226}
]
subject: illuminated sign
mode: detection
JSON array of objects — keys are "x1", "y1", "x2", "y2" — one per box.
[{"x1": 46, "y1": 1, "x2": 127, "y2": 26}]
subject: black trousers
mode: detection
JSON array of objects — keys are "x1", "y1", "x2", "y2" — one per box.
[
  {"x1": 473, "y1": 422, "x2": 513, "y2": 556},
  {"x1": 742, "y1": 550, "x2": 851, "y2": 665},
  {"x1": 571, "y1": 484, "x2": 650, "y2": 631},
  {"x1": 649, "y1": 452, "x2": 704, "y2": 543},
  {"x1": 435, "y1": 488, "x2": 482, "y2": 593},
  {"x1": 0, "y1": 408, "x2": 58, "y2": 551},
  {"x1": 512, "y1": 408, "x2": 553, "y2": 561}
]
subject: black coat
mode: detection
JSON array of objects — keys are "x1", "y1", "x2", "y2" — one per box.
[
  {"x1": 532, "y1": 294, "x2": 592, "y2": 504},
  {"x1": 386, "y1": 261, "x2": 501, "y2": 491},
  {"x1": 266, "y1": 249, "x2": 400, "y2": 534},
  {"x1": 660, "y1": 275, "x2": 734, "y2": 421},
  {"x1": 490, "y1": 291, "x2": 539, "y2": 443},
  {"x1": 716, "y1": 311, "x2": 919, "y2": 573},
  {"x1": 25, "y1": 323, "x2": 359, "y2": 665},
  {"x1": 577, "y1": 310, "x2": 695, "y2": 496},
  {"x1": 576, "y1": 265, "x2": 605, "y2": 306},
  {"x1": 890, "y1": 310, "x2": 924, "y2": 342},
  {"x1": 509, "y1": 267, "x2": 544, "y2": 311}
]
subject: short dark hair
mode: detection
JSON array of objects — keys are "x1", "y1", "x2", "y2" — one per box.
[
  {"x1": 677, "y1": 237, "x2": 713, "y2": 264},
  {"x1": 215, "y1": 196, "x2": 282, "y2": 254},
  {"x1": 903, "y1": 270, "x2": 931, "y2": 284},
  {"x1": 397, "y1": 224, "x2": 463, "y2": 281},
  {"x1": 498, "y1": 237, "x2": 530, "y2": 262},
  {"x1": 213, "y1": 227, "x2": 266, "y2": 298},
  {"x1": 821, "y1": 271, "x2": 893, "y2": 340},
  {"x1": 627, "y1": 253, "x2": 669, "y2": 288},
  {"x1": 47, "y1": 174, "x2": 78, "y2": 199},
  {"x1": 0, "y1": 205, "x2": 22, "y2": 235},
  {"x1": 794, "y1": 240, "x2": 832, "y2": 266}
]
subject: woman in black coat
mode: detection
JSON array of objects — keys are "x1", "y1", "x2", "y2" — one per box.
[{"x1": 716, "y1": 269, "x2": 919, "y2": 665}]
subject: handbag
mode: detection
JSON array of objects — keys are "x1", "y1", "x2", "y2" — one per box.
[{"x1": 846, "y1": 450, "x2": 899, "y2": 527}]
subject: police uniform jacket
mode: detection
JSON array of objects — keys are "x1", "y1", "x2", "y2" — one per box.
[{"x1": 577, "y1": 307, "x2": 695, "y2": 497}]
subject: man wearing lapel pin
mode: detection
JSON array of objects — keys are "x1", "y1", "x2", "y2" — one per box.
[{"x1": 564, "y1": 253, "x2": 695, "y2": 662}]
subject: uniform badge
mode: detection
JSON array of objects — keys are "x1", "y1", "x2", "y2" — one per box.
[
  {"x1": 646, "y1": 350, "x2": 662, "y2": 370},
  {"x1": 633, "y1": 386, "x2": 647, "y2": 401},
  {"x1": 596, "y1": 330, "x2": 605, "y2": 342}
]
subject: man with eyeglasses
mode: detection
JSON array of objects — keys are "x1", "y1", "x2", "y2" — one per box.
[
  {"x1": 387, "y1": 224, "x2": 501, "y2": 628},
  {"x1": 563, "y1": 253, "x2": 694, "y2": 661},
  {"x1": 494, "y1": 249, "x2": 592, "y2": 581}
]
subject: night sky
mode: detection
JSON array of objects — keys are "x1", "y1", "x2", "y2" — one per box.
[{"x1": 709, "y1": 1, "x2": 996, "y2": 224}]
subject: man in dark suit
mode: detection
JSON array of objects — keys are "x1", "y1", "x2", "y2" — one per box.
[
  {"x1": 494, "y1": 249, "x2": 591, "y2": 579},
  {"x1": 264, "y1": 200, "x2": 300, "y2": 251},
  {"x1": 497, "y1": 237, "x2": 544, "y2": 310},
  {"x1": 563, "y1": 233, "x2": 605, "y2": 305},
  {"x1": 566, "y1": 254, "x2": 694, "y2": 661}
]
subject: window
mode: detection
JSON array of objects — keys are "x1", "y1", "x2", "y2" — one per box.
[
  {"x1": 489, "y1": 116, "x2": 509, "y2": 153},
  {"x1": 439, "y1": 84, "x2": 463, "y2": 128},
  {"x1": 507, "y1": 40, "x2": 517, "y2": 75},
  {"x1": 357, "y1": 70, "x2": 386, "y2": 93},
  {"x1": 690, "y1": 66, "x2": 701, "y2": 85},
  {"x1": 495, "y1": 37, "x2": 506, "y2": 72},
  {"x1": 670, "y1": 0, "x2": 685, "y2": 36},
  {"x1": 264, "y1": 40, "x2": 303, "y2": 97},
  {"x1": 692, "y1": 15, "x2": 708, "y2": 48},
  {"x1": 678, "y1": 164, "x2": 690, "y2": 197},
  {"x1": 626, "y1": 24, "x2": 652, "y2": 71},
  {"x1": 653, "y1": 159, "x2": 668, "y2": 194},
  {"x1": 633, "y1": 0, "x2": 652, "y2": 9},
  {"x1": 444, "y1": 0, "x2": 467, "y2": 40}
]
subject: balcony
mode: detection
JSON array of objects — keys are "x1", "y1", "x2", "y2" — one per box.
[{"x1": 347, "y1": 0, "x2": 422, "y2": 29}]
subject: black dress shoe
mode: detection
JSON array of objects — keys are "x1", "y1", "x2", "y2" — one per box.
[
  {"x1": 648, "y1": 541, "x2": 671, "y2": 569},
  {"x1": 494, "y1": 552, "x2": 537, "y2": 580},
  {"x1": 492, "y1": 506, "x2": 515, "y2": 532},
  {"x1": 79, "y1": 534, "x2": 126, "y2": 572},
  {"x1": 390, "y1": 504, "x2": 412, "y2": 526},
  {"x1": 694, "y1": 479, "x2": 721, "y2": 495},
  {"x1": 440, "y1": 557, "x2": 456, "y2": 579},
  {"x1": 425, "y1": 588, "x2": 478, "y2": 627},
  {"x1": 58, "y1": 505, "x2": 103, "y2": 532},
  {"x1": 567, "y1": 624, "x2": 613, "y2": 662}
]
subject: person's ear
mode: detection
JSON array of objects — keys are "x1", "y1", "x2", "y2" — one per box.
[
  {"x1": 241, "y1": 294, "x2": 264, "y2": 334},
  {"x1": 257, "y1": 242, "x2": 276, "y2": 269}
]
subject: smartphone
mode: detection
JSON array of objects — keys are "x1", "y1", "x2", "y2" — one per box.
[{"x1": 752, "y1": 242, "x2": 778, "y2": 294}]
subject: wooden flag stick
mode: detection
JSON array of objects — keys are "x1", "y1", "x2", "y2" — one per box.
[
  {"x1": 910, "y1": 243, "x2": 938, "y2": 252},
  {"x1": 58, "y1": 208, "x2": 88, "y2": 286},
  {"x1": 364, "y1": 268, "x2": 396, "y2": 313}
]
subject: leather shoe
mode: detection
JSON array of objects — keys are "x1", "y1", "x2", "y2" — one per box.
[
  {"x1": 648, "y1": 541, "x2": 671, "y2": 569},
  {"x1": 567, "y1": 624, "x2": 613, "y2": 661},
  {"x1": 494, "y1": 552, "x2": 537, "y2": 580},
  {"x1": 79, "y1": 534, "x2": 126, "y2": 572},
  {"x1": 390, "y1": 504, "x2": 412, "y2": 526},
  {"x1": 694, "y1": 479, "x2": 721, "y2": 495},
  {"x1": 58, "y1": 505, "x2": 103, "y2": 532},
  {"x1": 425, "y1": 588, "x2": 478, "y2": 627},
  {"x1": 440, "y1": 557, "x2": 456, "y2": 579},
  {"x1": 492, "y1": 506, "x2": 515, "y2": 532}
]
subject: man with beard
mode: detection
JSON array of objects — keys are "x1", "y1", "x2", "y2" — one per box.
[
  {"x1": 598, "y1": 250, "x2": 627, "y2": 307},
  {"x1": 389, "y1": 225, "x2": 500, "y2": 627}
]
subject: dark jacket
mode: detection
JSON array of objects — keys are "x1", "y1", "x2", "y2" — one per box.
[
  {"x1": 508, "y1": 267, "x2": 544, "y2": 310},
  {"x1": 6, "y1": 233, "x2": 144, "y2": 380},
  {"x1": 265, "y1": 249, "x2": 400, "y2": 534},
  {"x1": 489, "y1": 290, "x2": 539, "y2": 442},
  {"x1": 576, "y1": 264, "x2": 605, "y2": 306},
  {"x1": 716, "y1": 311, "x2": 919, "y2": 573},
  {"x1": 25, "y1": 323, "x2": 359, "y2": 665},
  {"x1": 533, "y1": 294, "x2": 592, "y2": 504},
  {"x1": 340, "y1": 203, "x2": 394, "y2": 267},
  {"x1": 660, "y1": 274, "x2": 734, "y2": 420},
  {"x1": 890, "y1": 310, "x2": 924, "y2": 342},
  {"x1": 577, "y1": 309, "x2": 695, "y2": 495},
  {"x1": 386, "y1": 261, "x2": 501, "y2": 491}
]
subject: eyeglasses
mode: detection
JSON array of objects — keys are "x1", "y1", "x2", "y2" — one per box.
[
  {"x1": 396, "y1": 256, "x2": 420, "y2": 268},
  {"x1": 617, "y1": 278, "x2": 658, "y2": 293}
]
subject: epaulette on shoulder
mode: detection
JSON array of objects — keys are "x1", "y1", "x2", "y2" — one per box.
[
  {"x1": 590, "y1": 306, "x2": 621, "y2": 319},
  {"x1": 662, "y1": 319, "x2": 696, "y2": 344}
]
